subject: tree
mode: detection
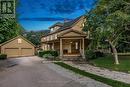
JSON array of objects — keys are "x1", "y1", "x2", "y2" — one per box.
[
  {"x1": 84, "y1": 0, "x2": 130, "y2": 64},
  {"x1": 23, "y1": 30, "x2": 50, "y2": 46},
  {"x1": 0, "y1": 18, "x2": 22, "y2": 44},
  {"x1": 0, "y1": 0, "x2": 24, "y2": 44}
]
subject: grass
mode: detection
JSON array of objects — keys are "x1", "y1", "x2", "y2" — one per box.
[
  {"x1": 54, "y1": 62, "x2": 130, "y2": 87},
  {"x1": 90, "y1": 55, "x2": 130, "y2": 73}
]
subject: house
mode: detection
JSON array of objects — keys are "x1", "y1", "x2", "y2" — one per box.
[
  {"x1": 0, "y1": 36, "x2": 35, "y2": 58},
  {"x1": 41, "y1": 15, "x2": 89, "y2": 59}
]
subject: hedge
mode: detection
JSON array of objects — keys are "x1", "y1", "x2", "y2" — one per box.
[
  {"x1": 0, "y1": 54, "x2": 7, "y2": 60},
  {"x1": 85, "y1": 49, "x2": 104, "y2": 60},
  {"x1": 38, "y1": 50, "x2": 58, "y2": 58}
]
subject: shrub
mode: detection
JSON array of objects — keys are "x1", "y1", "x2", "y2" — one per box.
[
  {"x1": 38, "y1": 51, "x2": 44, "y2": 57},
  {"x1": 43, "y1": 54, "x2": 54, "y2": 59},
  {"x1": 0, "y1": 54, "x2": 7, "y2": 60},
  {"x1": 85, "y1": 49, "x2": 96, "y2": 60},
  {"x1": 38, "y1": 50, "x2": 59, "y2": 58},
  {"x1": 95, "y1": 51, "x2": 104, "y2": 57},
  {"x1": 51, "y1": 51, "x2": 58, "y2": 57},
  {"x1": 85, "y1": 49, "x2": 105, "y2": 60}
]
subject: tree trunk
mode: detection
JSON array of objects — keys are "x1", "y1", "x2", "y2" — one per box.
[
  {"x1": 108, "y1": 41, "x2": 119, "y2": 65},
  {"x1": 111, "y1": 46, "x2": 119, "y2": 65}
]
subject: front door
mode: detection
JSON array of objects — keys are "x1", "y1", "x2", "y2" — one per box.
[{"x1": 71, "y1": 41, "x2": 80, "y2": 54}]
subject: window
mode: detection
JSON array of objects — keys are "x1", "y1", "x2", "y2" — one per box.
[
  {"x1": 55, "y1": 26, "x2": 59, "y2": 29},
  {"x1": 51, "y1": 28, "x2": 54, "y2": 32},
  {"x1": 75, "y1": 42, "x2": 78, "y2": 49},
  {"x1": 18, "y1": 39, "x2": 22, "y2": 43},
  {"x1": 45, "y1": 45, "x2": 47, "y2": 50},
  {"x1": 42, "y1": 46, "x2": 45, "y2": 50},
  {"x1": 47, "y1": 36, "x2": 49, "y2": 41},
  {"x1": 82, "y1": 23, "x2": 85, "y2": 27},
  {"x1": 50, "y1": 35, "x2": 53, "y2": 40},
  {"x1": 55, "y1": 34, "x2": 57, "y2": 39},
  {"x1": 43, "y1": 37, "x2": 46, "y2": 41},
  {"x1": 47, "y1": 45, "x2": 50, "y2": 50}
]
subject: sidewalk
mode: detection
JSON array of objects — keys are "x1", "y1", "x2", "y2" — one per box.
[{"x1": 65, "y1": 61, "x2": 130, "y2": 84}]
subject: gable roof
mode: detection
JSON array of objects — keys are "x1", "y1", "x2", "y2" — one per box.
[
  {"x1": 59, "y1": 15, "x2": 84, "y2": 30},
  {"x1": 0, "y1": 35, "x2": 35, "y2": 47},
  {"x1": 58, "y1": 29, "x2": 87, "y2": 37},
  {"x1": 42, "y1": 15, "x2": 85, "y2": 37}
]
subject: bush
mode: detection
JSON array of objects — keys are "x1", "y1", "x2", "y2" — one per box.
[
  {"x1": 85, "y1": 49, "x2": 96, "y2": 60},
  {"x1": 0, "y1": 54, "x2": 7, "y2": 60},
  {"x1": 38, "y1": 50, "x2": 59, "y2": 58},
  {"x1": 85, "y1": 50, "x2": 104, "y2": 60},
  {"x1": 38, "y1": 51, "x2": 44, "y2": 57},
  {"x1": 43, "y1": 54, "x2": 54, "y2": 59},
  {"x1": 95, "y1": 51, "x2": 104, "y2": 57}
]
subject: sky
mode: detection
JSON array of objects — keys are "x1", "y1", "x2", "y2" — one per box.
[{"x1": 17, "y1": 0, "x2": 95, "y2": 31}]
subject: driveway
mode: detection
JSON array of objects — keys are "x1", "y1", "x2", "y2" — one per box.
[{"x1": 0, "y1": 56, "x2": 110, "y2": 87}]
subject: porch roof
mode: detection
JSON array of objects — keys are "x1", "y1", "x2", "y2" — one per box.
[{"x1": 58, "y1": 29, "x2": 87, "y2": 38}]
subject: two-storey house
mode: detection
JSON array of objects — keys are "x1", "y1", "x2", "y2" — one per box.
[{"x1": 41, "y1": 16, "x2": 89, "y2": 59}]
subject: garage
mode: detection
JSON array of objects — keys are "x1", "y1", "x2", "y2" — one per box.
[
  {"x1": 21, "y1": 48, "x2": 34, "y2": 56},
  {"x1": 0, "y1": 36, "x2": 35, "y2": 58},
  {"x1": 5, "y1": 48, "x2": 19, "y2": 57}
]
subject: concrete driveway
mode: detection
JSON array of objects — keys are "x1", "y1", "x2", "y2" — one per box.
[{"x1": 0, "y1": 56, "x2": 110, "y2": 87}]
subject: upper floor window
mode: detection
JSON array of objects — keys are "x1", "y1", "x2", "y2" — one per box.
[
  {"x1": 18, "y1": 38, "x2": 22, "y2": 43},
  {"x1": 51, "y1": 28, "x2": 54, "y2": 32},
  {"x1": 55, "y1": 34, "x2": 57, "y2": 39},
  {"x1": 82, "y1": 23, "x2": 85, "y2": 27},
  {"x1": 54, "y1": 26, "x2": 59, "y2": 29},
  {"x1": 50, "y1": 35, "x2": 53, "y2": 40},
  {"x1": 43, "y1": 37, "x2": 46, "y2": 40},
  {"x1": 47, "y1": 36, "x2": 49, "y2": 41}
]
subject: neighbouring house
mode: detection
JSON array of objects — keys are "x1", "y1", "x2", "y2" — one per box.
[
  {"x1": 0, "y1": 36, "x2": 35, "y2": 58},
  {"x1": 41, "y1": 15, "x2": 90, "y2": 59}
]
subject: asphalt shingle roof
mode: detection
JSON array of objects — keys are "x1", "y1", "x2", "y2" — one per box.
[{"x1": 42, "y1": 15, "x2": 84, "y2": 37}]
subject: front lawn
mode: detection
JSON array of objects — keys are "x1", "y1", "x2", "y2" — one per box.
[{"x1": 90, "y1": 55, "x2": 130, "y2": 73}]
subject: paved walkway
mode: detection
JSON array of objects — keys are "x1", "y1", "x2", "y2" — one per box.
[
  {"x1": 65, "y1": 61, "x2": 130, "y2": 84},
  {"x1": 0, "y1": 56, "x2": 111, "y2": 87}
]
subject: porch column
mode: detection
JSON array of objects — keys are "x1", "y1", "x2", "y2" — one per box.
[
  {"x1": 60, "y1": 38, "x2": 63, "y2": 58},
  {"x1": 82, "y1": 38, "x2": 85, "y2": 59},
  {"x1": 80, "y1": 39, "x2": 82, "y2": 54}
]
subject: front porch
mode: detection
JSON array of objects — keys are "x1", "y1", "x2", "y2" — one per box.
[
  {"x1": 41, "y1": 29, "x2": 89, "y2": 60},
  {"x1": 42, "y1": 37, "x2": 88, "y2": 59},
  {"x1": 59, "y1": 38, "x2": 86, "y2": 59}
]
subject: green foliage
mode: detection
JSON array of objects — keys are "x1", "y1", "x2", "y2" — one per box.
[
  {"x1": 38, "y1": 50, "x2": 59, "y2": 58},
  {"x1": 85, "y1": 49, "x2": 104, "y2": 60},
  {"x1": 84, "y1": 0, "x2": 130, "y2": 51},
  {"x1": 90, "y1": 55, "x2": 130, "y2": 73},
  {"x1": 0, "y1": 18, "x2": 23, "y2": 44},
  {"x1": 54, "y1": 62, "x2": 130, "y2": 87},
  {"x1": 43, "y1": 54, "x2": 54, "y2": 59},
  {"x1": 0, "y1": 54, "x2": 7, "y2": 60},
  {"x1": 23, "y1": 30, "x2": 50, "y2": 46},
  {"x1": 85, "y1": 49, "x2": 96, "y2": 60}
]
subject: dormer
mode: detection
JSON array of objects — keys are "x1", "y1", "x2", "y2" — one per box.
[{"x1": 49, "y1": 22, "x2": 63, "y2": 32}]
